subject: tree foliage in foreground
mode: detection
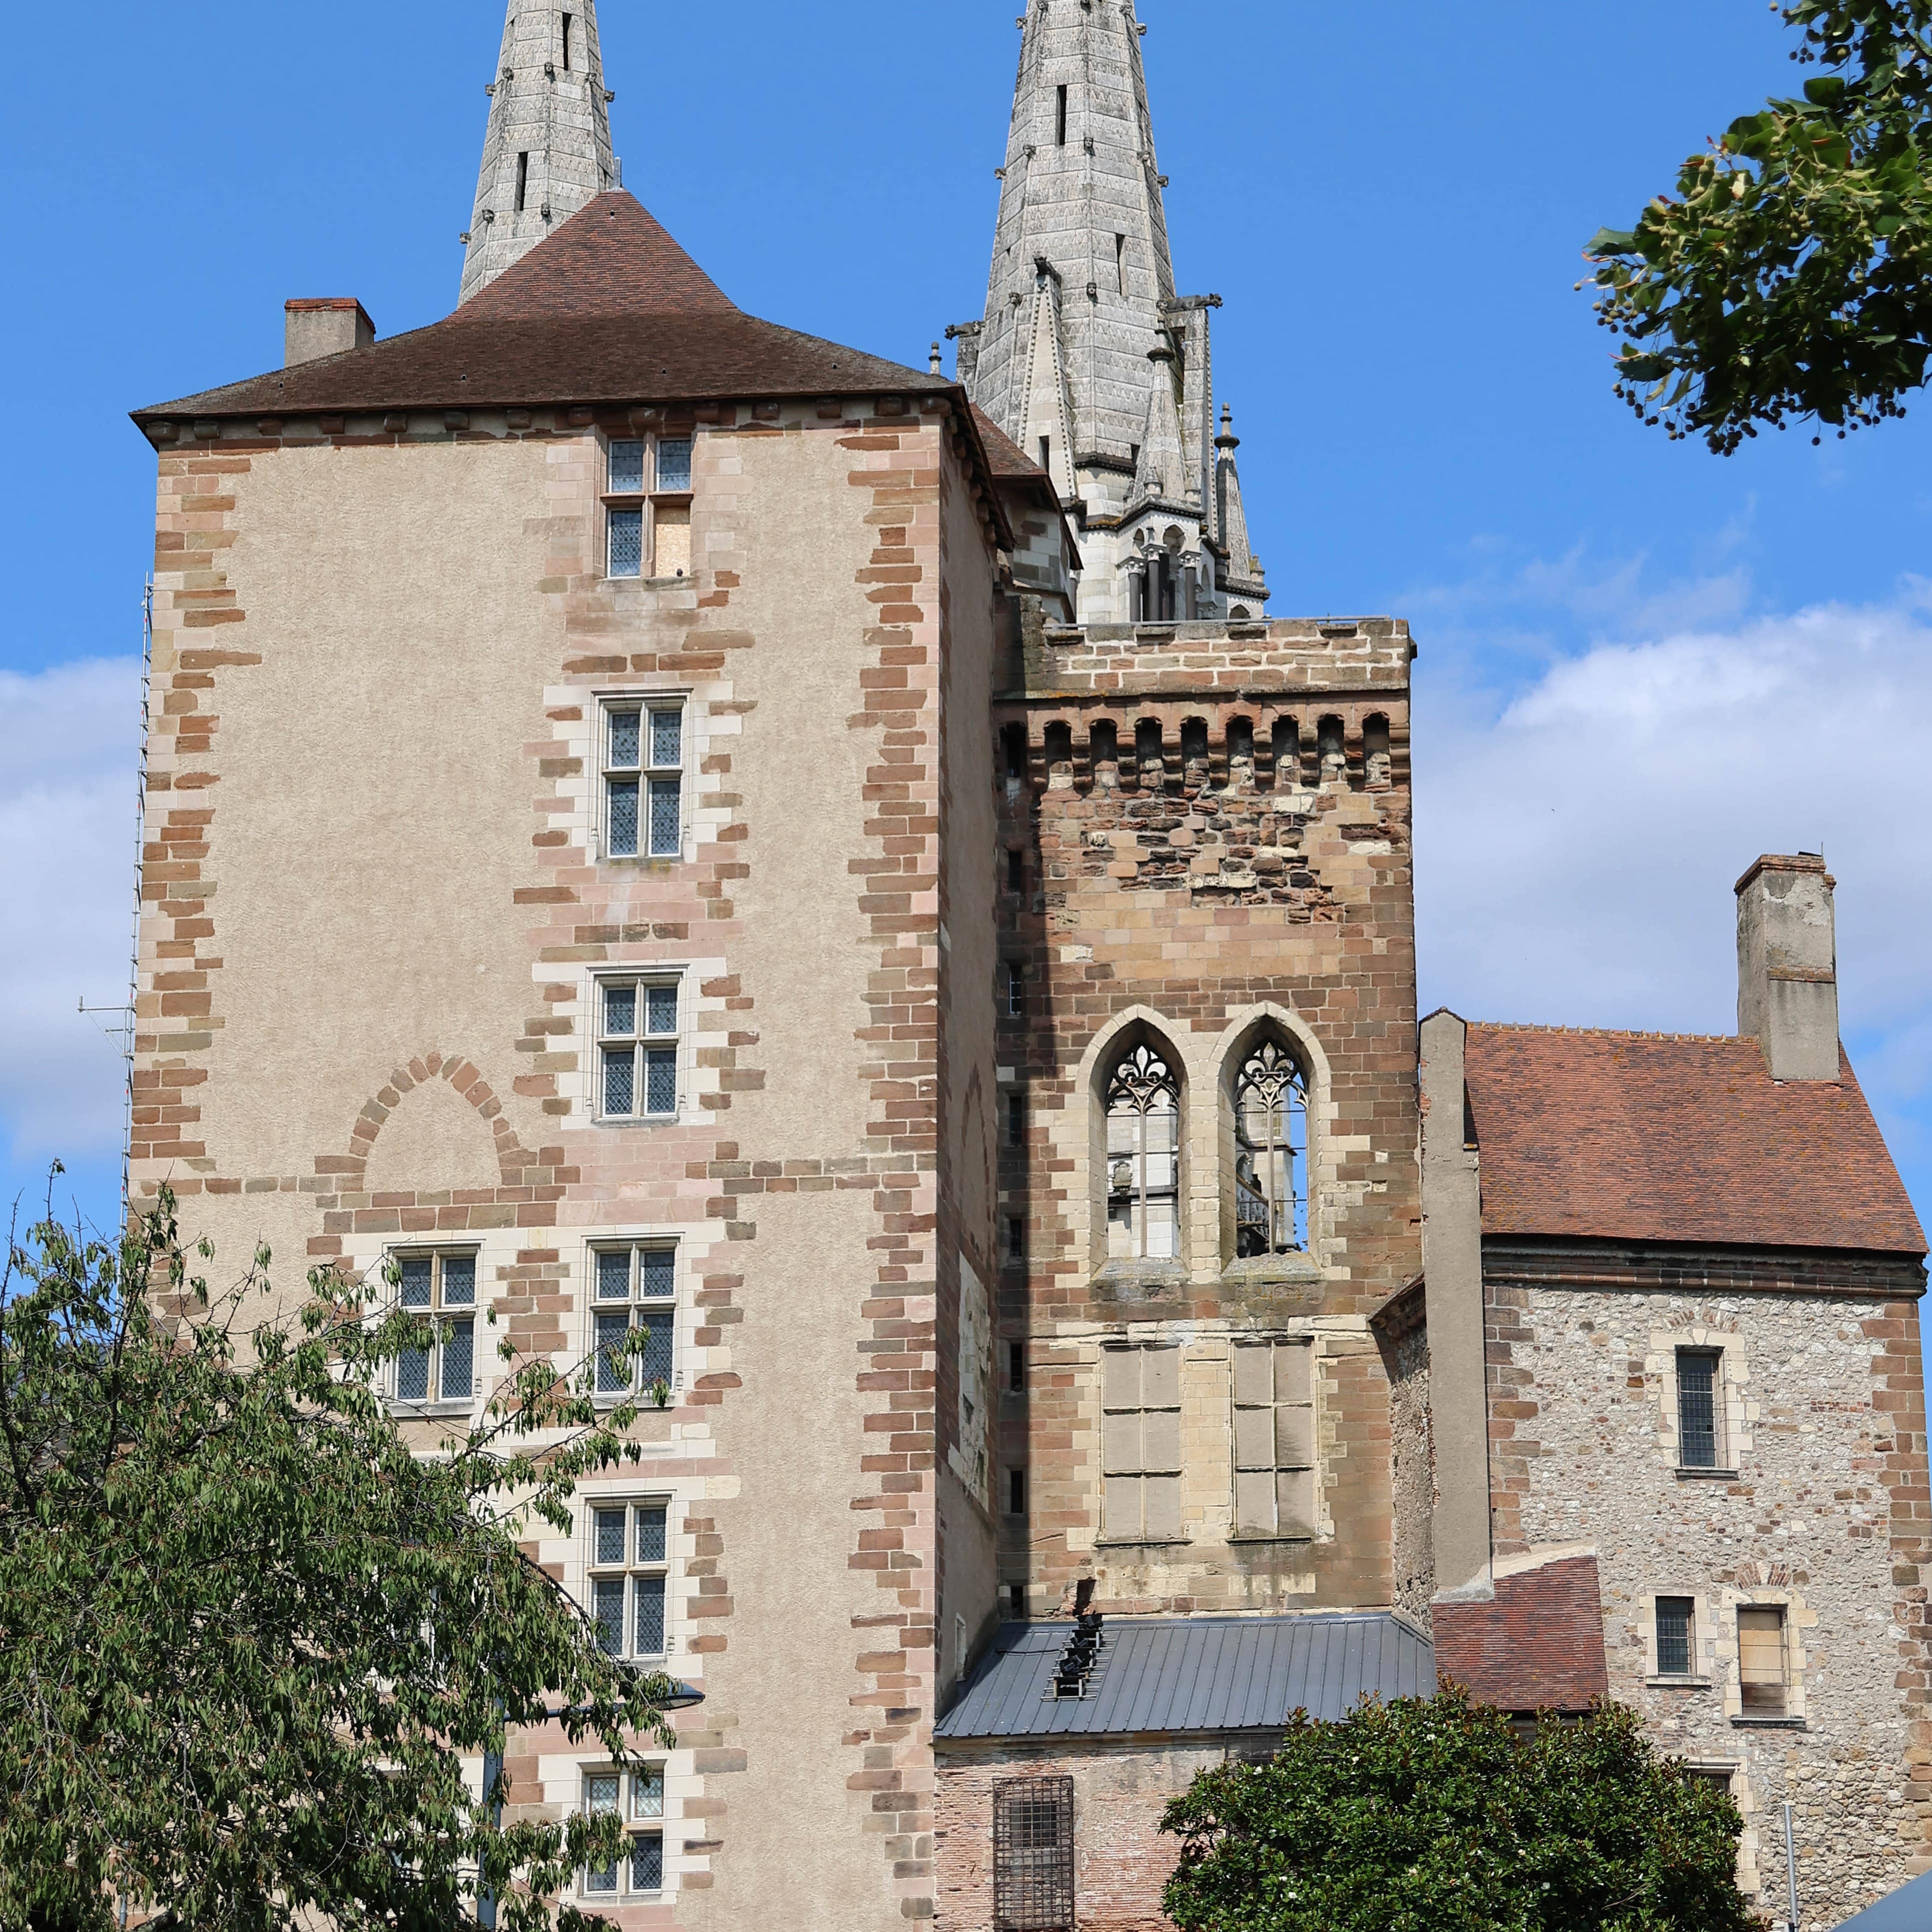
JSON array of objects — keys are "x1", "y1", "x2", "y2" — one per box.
[
  {"x1": 0, "y1": 1182, "x2": 671, "y2": 1932},
  {"x1": 1161, "y1": 1686, "x2": 1763, "y2": 1932},
  {"x1": 1587, "y1": 1, "x2": 1932, "y2": 452}
]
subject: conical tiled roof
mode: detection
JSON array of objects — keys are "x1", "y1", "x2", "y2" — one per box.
[{"x1": 134, "y1": 194, "x2": 945, "y2": 422}]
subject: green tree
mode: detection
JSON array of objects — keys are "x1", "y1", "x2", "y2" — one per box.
[
  {"x1": 1587, "y1": 1, "x2": 1932, "y2": 452},
  {"x1": 1159, "y1": 1686, "x2": 1761, "y2": 1932},
  {"x1": 0, "y1": 1181, "x2": 675, "y2": 1932}
]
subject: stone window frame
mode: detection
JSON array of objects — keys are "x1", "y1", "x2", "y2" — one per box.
[
  {"x1": 1715, "y1": 1586, "x2": 1813, "y2": 1728},
  {"x1": 1226, "y1": 1029, "x2": 1314, "y2": 1265},
  {"x1": 583, "y1": 1492, "x2": 681, "y2": 1664},
  {"x1": 1648, "y1": 1326, "x2": 1753, "y2": 1478},
  {"x1": 594, "y1": 691, "x2": 692, "y2": 866},
  {"x1": 586, "y1": 967, "x2": 691, "y2": 1127},
  {"x1": 602, "y1": 431, "x2": 695, "y2": 585},
  {"x1": 1640, "y1": 1587, "x2": 1716, "y2": 1687},
  {"x1": 1674, "y1": 1758, "x2": 1760, "y2": 1897},
  {"x1": 584, "y1": 1234, "x2": 682, "y2": 1410},
  {"x1": 578, "y1": 1761, "x2": 671, "y2": 1901},
  {"x1": 384, "y1": 1244, "x2": 485, "y2": 1420}
]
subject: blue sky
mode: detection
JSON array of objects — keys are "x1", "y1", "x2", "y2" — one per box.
[{"x1": 6, "y1": 0, "x2": 1932, "y2": 1280}]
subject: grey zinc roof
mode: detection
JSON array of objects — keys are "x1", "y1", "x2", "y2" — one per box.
[
  {"x1": 1833, "y1": 1867, "x2": 1932, "y2": 1929},
  {"x1": 935, "y1": 1614, "x2": 1435, "y2": 1742}
]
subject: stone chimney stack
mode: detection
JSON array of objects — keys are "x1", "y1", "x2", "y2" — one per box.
[
  {"x1": 1736, "y1": 853, "x2": 1841, "y2": 1082},
  {"x1": 284, "y1": 299, "x2": 376, "y2": 368}
]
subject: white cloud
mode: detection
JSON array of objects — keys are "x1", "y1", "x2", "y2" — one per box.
[
  {"x1": 0, "y1": 658, "x2": 146, "y2": 1159},
  {"x1": 1412, "y1": 587, "x2": 1932, "y2": 1210}
]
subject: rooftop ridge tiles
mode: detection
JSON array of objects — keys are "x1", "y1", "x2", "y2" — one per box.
[{"x1": 1468, "y1": 1022, "x2": 1741, "y2": 1044}]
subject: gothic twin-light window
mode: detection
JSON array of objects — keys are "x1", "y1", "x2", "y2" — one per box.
[
  {"x1": 1101, "y1": 1034, "x2": 1309, "y2": 1263},
  {"x1": 1106, "y1": 1045, "x2": 1180, "y2": 1261}
]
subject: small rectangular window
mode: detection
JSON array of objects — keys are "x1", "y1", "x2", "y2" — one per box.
[
  {"x1": 1008, "y1": 1340, "x2": 1025, "y2": 1394},
  {"x1": 1008, "y1": 1467, "x2": 1027, "y2": 1516},
  {"x1": 602, "y1": 702, "x2": 683, "y2": 859},
  {"x1": 1102, "y1": 1344, "x2": 1183, "y2": 1542},
  {"x1": 393, "y1": 1250, "x2": 479, "y2": 1406},
  {"x1": 1738, "y1": 1605, "x2": 1788, "y2": 1716},
  {"x1": 1007, "y1": 1581, "x2": 1026, "y2": 1618},
  {"x1": 1231, "y1": 1340, "x2": 1317, "y2": 1538},
  {"x1": 1007, "y1": 848, "x2": 1025, "y2": 893},
  {"x1": 593, "y1": 1243, "x2": 677, "y2": 1398},
  {"x1": 1008, "y1": 1215, "x2": 1025, "y2": 1264},
  {"x1": 586, "y1": 1500, "x2": 674, "y2": 1662},
  {"x1": 1006, "y1": 962, "x2": 1026, "y2": 1019},
  {"x1": 581, "y1": 1766, "x2": 666, "y2": 1898},
  {"x1": 1038, "y1": 435, "x2": 1051, "y2": 476},
  {"x1": 1008, "y1": 1092, "x2": 1025, "y2": 1148},
  {"x1": 1656, "y1": 1596, "x2": 1696, "y2": 1677},
  {"x1": 656, "y1": 437, "x2": 693, "y2": 492},
  {"x1": 1056, "y1": 84, "x2": 1068, "y2": 145},
  {"x1": 993, "y1": 1776, "x2": 1074, "y2": 1932},
  {"x1": 608, "y1": 439, "x2": 646, "y2": 495},
  {"x1": 562, "y1": 12, "x2": 574, "y2": 69},
  {"x1": 1677, "y1": 1350, "x2": 1721, "y2": 1469},
  {"x1": 516, "y1": 152, "x2": 530, "y2": 213},
  {"x1": 597, "y1": 976, "x2": 681, "y2": 1120},
  {"x1": 1115, "y1": 233, "x2": 1127, "y2": 296}
]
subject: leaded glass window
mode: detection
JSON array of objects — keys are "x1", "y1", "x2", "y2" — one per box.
[
  {"x1": 1106, "y1": 1043, "x2": 1179, "y2": 1261},
  {"x1": 392, "y1": 1251, "x2": 478, "y2": 1406},
  {"x1": 593, "y1": 1244, "x2": 676, "y2": 1399},
  {"x1": 608, "y1": 506, "x2": 644, "y2": 579},
  {"x1": 580, "y1": 1767, "x2": 668, "y2": 1898},
  {"x1": 655, "y1": 437, "x2": 693, "y2": 492},
  {"x1": 603, "y1": 702, "x2": 683, "y2": 860},
  {"x1": 607, "y1": 439, "x2": 647, "y2": 579},
  {"x1": 586, "y1": 1501, "x2": 672, "y2": 1663},
  {"x1": 1234, "y1": 1039, "x2": 1307, "y2": 1257},
  {"x1": 598, "y1": 978, "x2": 679, "y2": 1120}
]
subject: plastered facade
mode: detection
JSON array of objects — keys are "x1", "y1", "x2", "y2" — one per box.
[
  {"x1": 1482, "y1": 1272, "x2": 1932, "y2": 1923},
  {"x1": 132, "y1": 394, "x2": 1013, "y2": 1930}
]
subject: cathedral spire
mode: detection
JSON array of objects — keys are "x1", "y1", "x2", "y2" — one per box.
[
  {"x1": 952, "y1": 0, "x2": 1267, "y2": 624},
  {"x1": 459, "y1": 2, "x2": 618, "y2": 305}
]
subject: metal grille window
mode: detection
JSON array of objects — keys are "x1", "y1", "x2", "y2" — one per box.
[
  {"x1": 598, "y1": 978, "x2": 680, "y2": 1120},
  {"x1": 993, "y1": 1776, "x2": 1074, "y2": 1932},
  {"x1": 588, "y1": 1501, "x2": 672, "y2": 1661},
  {"x1": 1102, "y1": 1344, "x2": 1182, "y2": 1541},
  {"x1": 393, "y1": 1251, "x2": 477, "y2": 1405},
  {"x1": 1737, "y1": 1605, "x2": 1788, "y2": 1716},
  {"x1": 1231, "y1": 1340, "x2": 1316, "y2": 1537},
  {"x1": 1234, "y1": 1039, "x2": 1308, "y2": 1257},
  {"x1": 1105, "y1": 1044, "x2": 1180, "y2": 1262},
  {"x1": 594, "y1": 1245, "x2": 676, "y2": 1398},
  {"x1": 582, "y1": 1766, "x2": 666, "y2": 1897},
  {"x1": 1677, "y1": 1350, "x2": 1722, "y2": 1469},
  {"x1": 1656, "y1": 1596, "x2": 1696, "y2": 1677},
  {"x1": 602, "y1": 702, "x2": 683, "y2": 860}
]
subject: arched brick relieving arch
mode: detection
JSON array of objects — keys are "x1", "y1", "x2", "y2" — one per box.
[{"x1": 306, "y1": 1051, "x2": 572, "y2": 1261}]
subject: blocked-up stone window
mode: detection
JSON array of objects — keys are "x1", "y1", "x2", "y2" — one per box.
[
  {"x1": 993, "y1": 1776, "x2": 1075, "y2": 1932},
  {"x1": 1232, "y1": 1340, "x2": 1317, "y2": 1538},
  {"x1": 1737, "y1": 1606, "x2": 1788, "y2": 1717},
  {"x1": 1102, "y1": 1344, "x2": 1183, "y2": 1541}
]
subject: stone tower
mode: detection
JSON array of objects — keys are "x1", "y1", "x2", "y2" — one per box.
[
  {"x1": 459, "y1": 1, "x2": 618, "y2": 304},
  {"x1": 952, "y1": 0, "x2": 1269, "y2": 625}
]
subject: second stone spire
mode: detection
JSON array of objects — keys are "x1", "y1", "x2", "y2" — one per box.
[{"x1": 460, "y1": 3, "x2": 618, "y2": 305}]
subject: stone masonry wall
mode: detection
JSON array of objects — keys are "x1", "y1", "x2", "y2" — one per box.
[
  {"x1": 1484, "y1": 1271, "x2": 1932, "y2": 1924},
  {"x1": 993, "y1": 617, "x2": 1420, "y2": 1621}
]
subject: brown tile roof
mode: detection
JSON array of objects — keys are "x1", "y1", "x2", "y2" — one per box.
[
  {"x1": 133, "y1": 192, "x2": 951, "y2": 422},
  {"x1": 1463, "y1": 1023, "x2": 1925, "y2": 1255},
  {"x1": 1433, "y1": 1555, "x2": 1609, "y2": 1713}
]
